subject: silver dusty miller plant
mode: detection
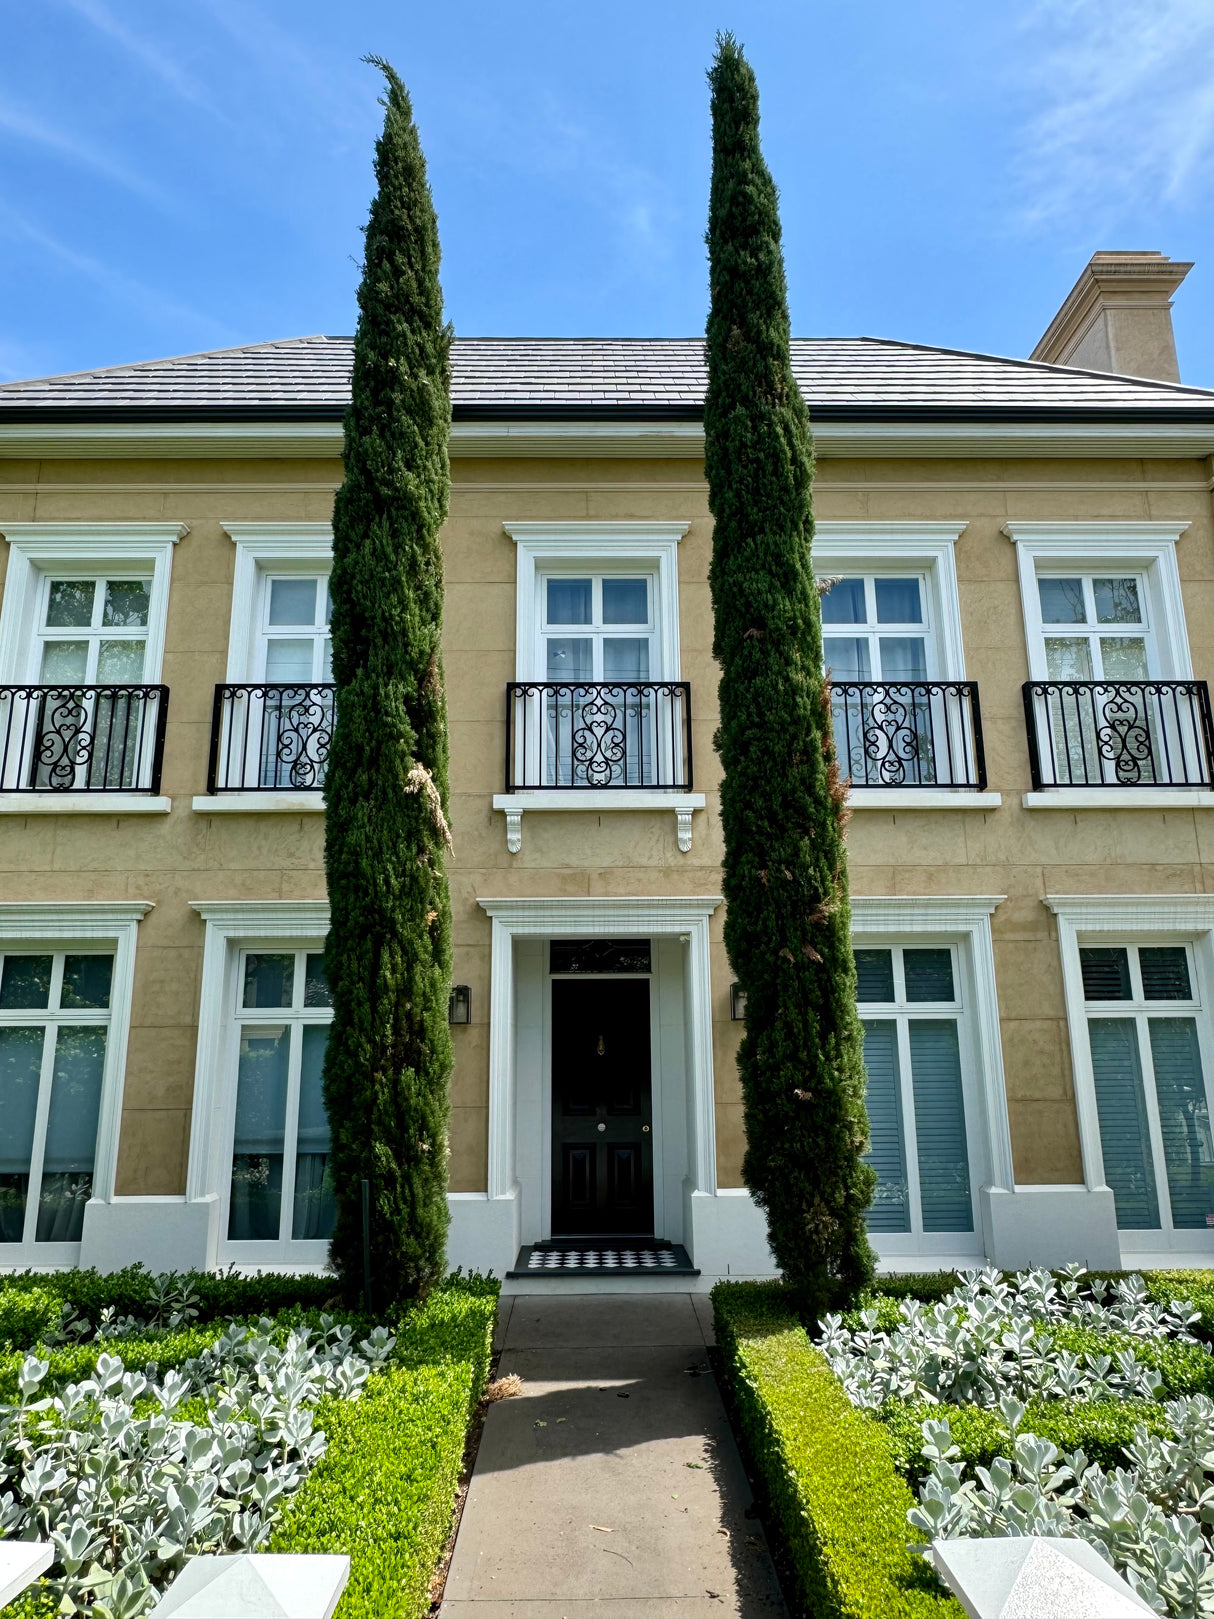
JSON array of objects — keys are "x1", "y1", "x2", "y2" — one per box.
[
  {"x1": 910, "y1": 1394, "x2": 1214, "y2": 1619},
  {"x1": 818, "y1": 1266, "x2": 1201, "y2": 1409},
  {"x1": 1, "y1": 1316, "x2": 395, "y2": 1619}
]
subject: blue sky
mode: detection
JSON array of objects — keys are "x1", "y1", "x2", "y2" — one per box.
[{"x1": 3, "y1": 0, "x2": 1214, "y2": 387}]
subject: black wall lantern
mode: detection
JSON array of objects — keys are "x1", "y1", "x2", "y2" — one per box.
[
  {"x1": 448, "y1": 984, "x2": 472, "y2": 1025},
  {"x1": 730, "y1": 982, "x2": 747, "y2": 1021}
]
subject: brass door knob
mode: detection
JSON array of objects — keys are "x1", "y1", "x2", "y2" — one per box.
[
  {"x1": 642, "y1": 1125, "x2": 651, "y2": 1134},
  {"x1": 597, "y1": 1122, "x2": 606, "y2": 1132}
]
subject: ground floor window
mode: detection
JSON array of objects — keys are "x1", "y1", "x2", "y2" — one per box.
[
  {"x1": 0, "y1": 949, "x2": 112, "y2": 1247},
  {"x1": 227, "y1": 948, "x2": 335, "y2": 1245},
  {"x1": 1081, "y1": 943, "x2": 1214, "y2": 1235},
  {"x1": 856, "y1": 943, "x2": 975, "y2": 1235}
]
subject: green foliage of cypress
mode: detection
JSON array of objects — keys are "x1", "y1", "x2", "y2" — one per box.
[
  {"x1": 323, "y1": 58, "x2": 453, "y2": 1302},
  {"x1": 704, "y1": 35, "x2": 876, "y2": 1317}
]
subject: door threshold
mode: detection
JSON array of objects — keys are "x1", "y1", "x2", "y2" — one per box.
[{"x1": 506, "y1": 1239, "x2": 699, "y2": 1279}]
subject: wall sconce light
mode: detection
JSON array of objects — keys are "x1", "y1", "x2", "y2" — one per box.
[
  {"x1": 448, "y1": 985, "x2": 471, "y2": 1025},
  {"x1": 730, "y1": 983, "x2": 747, "y2": 1021}
]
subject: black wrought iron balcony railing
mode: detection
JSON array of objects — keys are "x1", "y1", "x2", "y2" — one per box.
[
  {"x1": 0, "y1": 684, "x2": 168, "y2": 794},
  {"x1": 207, "y1": 683, "x2": 335, "y2": 793},
  {"x1": 1023, "y1": 680, "x2": 1214, "y2": 790},
  {"x1": 505, "y1": 681, "x2": 693, "y2": 791},
  {"x1": 831, "y1": 681, "x2": 987, "y2": 790}
]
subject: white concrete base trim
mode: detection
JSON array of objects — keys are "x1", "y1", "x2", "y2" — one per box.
[
  {"x1": 80, "y1": 1194, "x2": 221, "y2": 1274},
  {"x1": 0, "y1": 1543, "x2": 53, "y2": 1609},
  {"x1": 684, "y1": 1188, "x2": 777, "y2": 1278},
  {"x1": 0, "y1": 794, "x2": 172, "y2": 814},
  {"x1": 849, "y1": 790, "x2": 1002, "y2": 811},
  {"x1": 1115, "y1": 1249, "x2": 1214, "y2": 1271},
  {"x1": 447, "y1": 1191, "x2": 521, "y2": 1280},
  {"x1": 491, "y1": 792, "x2": 706, "y2": 853},
  {"x1": 980, "y1": 1184, "x2": 1121, "y2": 1271},
  {"x1": 192, "y1": 793, "x2": 324, "y2": 814},
  {"x1": 1023, "y1": 789, "x2": 1214, "y2": 810}
]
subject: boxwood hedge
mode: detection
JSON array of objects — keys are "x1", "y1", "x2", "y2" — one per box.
[{"x1": 713, "y1": 1281, "x2": 960, "y2": 1619}]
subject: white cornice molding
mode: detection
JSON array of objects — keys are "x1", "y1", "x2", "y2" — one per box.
[
  {"x1": 1003, "y1": 520, "x2": 1191, "y2": 543},
  {"x1": 502, "y1": 521, "x2": 689, "y2": 542},
  {"x1": 477, "y1": 895, "x2": 722, "y2": 932},
  {"x1": 5, "y1": 419, "x2": 1214, "y2": 460},
  {"x1": 221, "y1": 522, "x2": 333, "y2": 545},
  {"x1": 0, "y1": 521, "x2": 189, "y2": 543},
  {"x1": 189, "y1": 899, "x2": 329, "y2": 933},
  {"x1": 1044, "y1": 894, "x2": 1214, "y2": 930},
  {"x1": 851, "y1": 895, "x2": 1005, "y2": 931},
  {"x1": 0, "y1": 901, "x2": 153, "y2": 935}
]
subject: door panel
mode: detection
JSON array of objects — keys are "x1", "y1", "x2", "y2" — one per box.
[{"x1": 551, "y1": 977, "x2": 653, "y2": 1235}]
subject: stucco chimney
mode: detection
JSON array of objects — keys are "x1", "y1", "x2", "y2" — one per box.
[{"x1": 1031, "y1": 251, "x2": 1192, "y2": 382}]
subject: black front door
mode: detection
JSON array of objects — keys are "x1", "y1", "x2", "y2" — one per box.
[{"x1": 551, "y1": 977, "x2": 653, "y2": 1236}]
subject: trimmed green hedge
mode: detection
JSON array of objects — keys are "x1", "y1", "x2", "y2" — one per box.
[
  {"x1": 880, "y1": 1396, "x2": 1171, "y2": 1480},
  {"x1": 268, "y1": 1286, "x2": 496, "y2": 1619},
  {"x1": 0, "y1": 1323, "x2": 229, "y2": 1402},
  {"x1": 713, "y1": 1281, "x2": 960, "y2": 1619},
  {"x1": 1144, "y1": 1269, "x2": 1214, "y2": 1340}
]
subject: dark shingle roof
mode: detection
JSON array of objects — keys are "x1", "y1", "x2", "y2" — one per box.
[{"x1": 2, "y1": 334, "x2": 1214, "y2": 418}]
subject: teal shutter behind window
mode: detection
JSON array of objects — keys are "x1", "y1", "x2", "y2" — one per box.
[
  {"x1": 1149, "y1": 1017, "x2": 1214, "y2": 1230},
  {"x1": 909, "y1": 1019, "x2": 973, "y2": 1232},
  {"x1": 1089, "y1": 1018, "x2": 1160, "y2": 1229},
  {"x1": 860, "y1": 1020, "x2": 910, "y2": 1232}
]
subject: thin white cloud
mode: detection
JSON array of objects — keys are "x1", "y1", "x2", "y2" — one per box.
[
  {"x1": 59, "y1": 0, "x2": 213, "y2": 109},
  {"x1": 1015, "y1": 0, "x2": 1214, "y2": 226},
  {"x1": 0, "y1": 204, "x2": 234, "y2": 344},
  {"x1": 0, "y1": 93, "x2": 170, "y2": 206}
]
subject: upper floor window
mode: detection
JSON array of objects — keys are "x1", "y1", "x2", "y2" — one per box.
[
  {"x1": 541, "y1": 573, "x2": 655, "y2": 682},
  {"x1": 821, "y1": 573, "x2": 933, "y2": 682},
  {"x1": 259, "y1": 574, "x2": 332, "y2": 684},
  {"x1": 1036, "y1": 573, "x2": 1153, "y2": 681},
  {"x1": 1081, "y1": 942, "x2": 1213, "y2": 1236},
  {"x1": 37, "y1": 577, "x2": 152, "y2": 685},
  {"x1": 855, "y1": 943, "x2": 976, "y2": 1238},
  {"x1": 1, "y1": 949, "x2": 113, "y2": 1249}
]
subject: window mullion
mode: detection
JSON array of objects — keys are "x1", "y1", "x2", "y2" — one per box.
[{"x1": 279, "y1": 1020, "x2": 302, "y2": 1246}]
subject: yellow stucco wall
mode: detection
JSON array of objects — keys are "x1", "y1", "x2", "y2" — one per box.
[{"x1": 1, "y1": 450, "x2": 1211, "y2": 1197}]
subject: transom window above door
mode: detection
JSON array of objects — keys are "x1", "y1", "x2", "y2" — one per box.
[
  {"x1": 1037, "y1": 573, "x2": 1153, "y2": 681},
  {"x1": 820, "y1": 574, "x2": 932, "y2": 681},
  {"x1": 37, "y1": 577, "x2": 152, "y2": 684},
  {"x1": 541, "y1": 574, "x2": 656, "y2": 682},
  {"x1": 260, "y1": 575, "x2": 332, "y2": 684}
]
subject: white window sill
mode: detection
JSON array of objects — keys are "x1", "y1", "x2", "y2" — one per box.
[
  {"x1": 848, "y1": 790, "x2": 1002, "y2": 811},
  {"x1": 193, "y1": 793, "x2": 324, "y2": 814},
  {"x1": 0, "y1": 794, "x2": 171, "y2": 815},
  {"x1": 492, "y1": 790, "x2": 706, "y2": 853},
  {"x1": 1022, "y1": 789, "x2": 1214, "y2": 810}
]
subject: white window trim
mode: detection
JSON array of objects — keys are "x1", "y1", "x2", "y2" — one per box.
[
  {"x1": 194, "y1": 526, "x2": 334, "y2": 816},
  {"x1": 219, "y1": 524, "x2": 333, "y2": 683},
  {"x1": 0, "y1": 524, "x2": 185, "y2": 684},
  {"x1": 1004, "y1": 522, "x2": 1193, "y2": 681},
  {"x1": 186, "y1": 900, "x2": 332, "y2": 1267},
  {"x1": 0, "y1": 901, "x2": 151, "y2": 1265},
  {"x1": 851, "y1": 896, "x2": 1015, "y2": 1230},
  {"x1": 1044, "y1": 893, "x2": 1214, "y2": 1256},
  {"x1": 812, "y1": 522, "x2": 968, "y2": 680},
  {"x1": 503, "y1": 522, "x2": 687, "y2": 683},
  {"x1": 498, "y1": 524, "x2": 699, "y2": 849}
]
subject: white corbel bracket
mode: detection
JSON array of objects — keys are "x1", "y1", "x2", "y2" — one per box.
[{"x1": 492, "y1": 792, "x2": 706, "y2": 854}]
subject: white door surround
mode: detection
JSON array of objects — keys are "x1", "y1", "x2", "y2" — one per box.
[{"x1": 465, "y1": 894, "x2": 777, "y2": 1282}]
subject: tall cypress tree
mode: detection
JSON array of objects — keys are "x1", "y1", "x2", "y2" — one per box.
[
  {"x1": 322, "y1": 58, "x2": 453, "y2": 1301},
  {"x1": 705, "y1": 35, "x2": 876, "y2": 1317}
]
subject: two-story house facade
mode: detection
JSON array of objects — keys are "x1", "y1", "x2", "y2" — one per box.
[{"x1": 3, "y1": 251, "x2": 1214, "y2": 1287}]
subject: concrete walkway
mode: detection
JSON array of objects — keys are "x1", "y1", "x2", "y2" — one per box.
[{"x1": 439, "y1": 1294, "x2": 786, "y2": 1619}]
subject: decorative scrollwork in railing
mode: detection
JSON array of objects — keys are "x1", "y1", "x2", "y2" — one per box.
[
  {"x1": 829, "y1": 681, "x2": 986, "y2": 790},
  {"x1": 505, "y1": 681, "x2": 693, "y2": 791},
  {"x1": 1022, "y1": 680, "x2": 1214, "y2": 789},
  {"x1": 0, "y1": 685, "x2": 168, "y2": 793},
  {"x1": 207, "y1": 684, "x2": 336, "y2": 793}
]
